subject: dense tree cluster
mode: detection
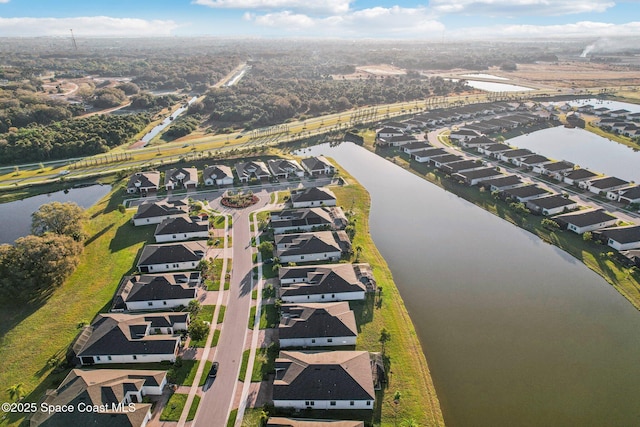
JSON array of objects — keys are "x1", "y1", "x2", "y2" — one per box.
[
  {"x1": 130, "y1": 92, "x2": 181, "y2": 111},
  {"x1": 0, "y1": 202, "x2": 86, "y2": 304},
  {"x1": 194, "y1": 74, "x2": 466, "y2": 129},
  {"x1": 0, "y1": 82, "x2": 83, "y2": 133},
  {"x1": 92, "y1": 87, "x2": 127, "y2": 108},
  {"x1": 0, "y1": 113, "x2": 150, "y2": 164},
  {"x1": 164, "y1": 115, "x2": 200, "y2": 139}
]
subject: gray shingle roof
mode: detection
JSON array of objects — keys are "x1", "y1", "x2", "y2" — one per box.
[
  {"x1": 137, "y1": 241, "x2": 207, "y2": 267},
  {"x1": 279, "y1": 302, "x2": 357, "y2": 340}
]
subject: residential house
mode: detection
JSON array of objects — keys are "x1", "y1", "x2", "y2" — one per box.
[
  {"x1": 619, "y1": 250, "x2": 640, "y2": 267},
  {"x1": 579, "y1": 176, "x2": 629, "y2": 195},
  {"x1": 271, "y1": 207, "x2": 347, "y2": 234},
  {"x1": 377, "y1": 134, "x2": 418, "y2": 147},
  {"x1": 376, "y1": 127, "x2": 404, "y2": 140},
  {"x1": 525, "y1": 195, "x2": 579, "y2": 216},
  {"x1": 619, "y1": 186, "x2": 640, "y2": 205},
  {"x1": 430, "y1": 154, "x2": 464, "y2": 168},
  {"x1": 498, "y1": 148, "x2": 534, "y2": 164},
  {"x1": 518, "y1": 154, "x2": 552, "y2": 169},
  {"x1": 111, "y1": 272, "x2": 200, "y2": 312},
  {"x1": 136, "y1": 240, "x2": 207, "y2": 273},
  {"x1": 452, "y1": 168, "x2": 503, "y2": 186},
  {"x1": 460, "y1": 135, "x2": 495, "y2": 149},
  {"x1": 477, "y1": 143, "x2": 512, "y2": 157},
  {"x1": 235, "y1": 161, "x2": 271, "y2": 183},
  {"x1": 501, "y1": 185, "x2": 550, "y2": 203},
  {"x1": 449, "y1": 129, "x2": 482, "y2": 142},
  {"x1": 593, "y1": 107, "x2": 610, "y2": 116},
  {"x1": 275, "y1": 231, "x2": 351, "y2": 264},
  {"x1": 290, "y1": 187, "x2": 337, "y2": 208},
  {"x1": 440, "y1": 159, "x2": 484, "y2": 174},
  {"x1": 561, "y1": 169, "x2": 598, "y2": 186},
  {"x1": 480, "y1": 175, "x2": 523, "y2": 192},
  {"x1": 154, "y1": 217, "x2": 209, "y2": 243},
  {"x1": 273, "y1": 351, "x2": 376, "y2": 410},
  {"x1": 301, "y1": 156, "x2": 335, "y2": 176},
  {"x1": 411, "y1": 148, "x2": 447, "y2": 163},
  {"x1": 31, "y1": 369, "x2": 166, "y2": 427},
  {"x1": 132, "y1": 198, "x2": 189, "y2": 226},
  {"x1": 609, "y1": 109, "x2": 630, "y2": 119},
  {"x1": 203, "y1": 165, "x2": 234, "y2": 186},
  {"x1": 268, "y1": 159, "x2": 305, "y2": 179},
  {"x1": 533, "y1": 161, "x2": 574, "y2": 176},
  {"x1": 402, "y1": 141, "x2": 431, "y2": 154},
  {"x1": 164, "y1": 168, "x2": 198, "y2": 191},
  {"x1": 606, "y1": 185, "x2": 637, "y2": 201},
  {"x1": 279, "y1": 302, "x2": 358, "y2": 348},
  {"x1": 73, "y1": 313, "x2": 188, "y2": 365},
  {"x1": 126, "y1": 172, "x2": 160, "y2": 195},
  {"x1": 597, "y1": 225, "x2": 640, "y2": 251},
  {"x1": 266, "y1": 418, "x2": 364, "y2": 427},
  {"x1": 278, "y1": 263, "x2": 374, "y2": 303},
  {"x1": 553, "y1": 209, "x2": 618, "y2": 234}
]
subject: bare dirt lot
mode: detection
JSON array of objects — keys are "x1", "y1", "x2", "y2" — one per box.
[
  {"x1": 334, "y1": 63, "x2": 407, "y2": 80},
  {"x1": 500, "y1": 62, "x2": 640, "y2": 88}
]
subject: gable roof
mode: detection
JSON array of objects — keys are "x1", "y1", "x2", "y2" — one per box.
[
  {"x1": 481, "y1": 175, "x2": 522, "y2": 188},
  {"x1": 412, "y1": 148, "x2": 447, "y2": 158},
  {"x1": 620, "y1": 186, "x2": 640, "y2": 200},
  {"x1": 164, "y1": 167, "x2": 197, "y2": 186},
  {"x1": 500, "y1": 148, "x2": 533, "y2": 158},
  {"x1": 554, "y1": 209, "x2": 618, "y2": 228},
  {"x1": 235, "y1": 161, "x2": 270, "y2": 179},
  {"x1": 483, "y1": 143, "x2": 512, "y2": 152},
  {"x1": 290, "y1": 187, "x2": 336, "y2": 204},
  {"x1": 276, "y1": 231, "x2": 350, "y2": 257},
  {"x1": 137, "y1": 241, "x2": 207, "y2": 267},
  {"x1": 154, "y1": 217, "x2": 208, "y2": 236},
  {"x1": 127, "y1": 172, "x2": 160, "y2": 190},
  {"x1": 588, "y1": 176, "x2": 629, "y2": 190},
  {"x1": 453, "y1": 168, "x2": 502, "y2": 180},
  {"x1": 271, "y1": 207, "x2": 346, "y2": 231},
  {"x1": 74, "y1": 313, "x2": 186, "y2": 358},
  {"x1": 526, "y1": 194, "x2": 576, "y2": 210},
  {"x1": 542, "y1": 161, "x2": 574, "y2": 172},
  {"x1": 133, "y1": 199, "x2": 189, "y2": 220},
  {"x1": 32, "y1": 369, "x2": 164, "y2": 427},
  {"x1": 520, "y1": 154, "x2": 551, "y2": 165},
  {"x1": 280, "y1": 302, "x2": 357, "y2": 340},
  {"x1": 268, "y1": 159, "x2": 304, "y2": 175},
  {"x1": 564, "y1": 169, "x2": 598, "y2": 180},
  {"x1": 203, "y1": 165, "x2": 233, "y2": 181},
  {"x1": 113, "y1": 273, "x2": 199, "y2": 309},
  {"x1": 279, "y1": 263, "x2": 373, "y2": 296},
  {"x1": 599, "y1": 225, "x2": 640, "y2": 244},
  {"x1": 502, "y1": 185, "x2": 550, "y2": 199},
  {"x1": 274, "y1": 351, "x2": 375, "y2": 401},
  {"x1": 301, "y1": 156, "x2": 334, "y2": 172}
]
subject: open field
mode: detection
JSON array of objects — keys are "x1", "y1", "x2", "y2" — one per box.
[{"x1": 0, "y1": 182, "x2": 152, "y2": 426}]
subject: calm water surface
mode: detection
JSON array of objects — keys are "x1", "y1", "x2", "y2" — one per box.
[
  {"x1": 299, "y1": 142, "x2": 640, "y2": 427},
  {"x1": 509, "y1": 126, "x2": 640, "y2": 183},
  {"x1": 0, "y1": 184, "x2": 111, "y2": 244},
  {"x1": 464, "y1": 80, "x2": 534, "y2": 92}
]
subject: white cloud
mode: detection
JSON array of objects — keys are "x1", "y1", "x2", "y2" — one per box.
[
  {"x1": 193, "y1": 0, "x2": 352, "y2": 15},
  {"x1": 430, "y1": 0, "x2": 616, "y2": 16},
  {"x1": 0, "y1": 16, "x2": 179, "y2": 37},
  {"x1": 247, "y1": 6, "x2": 445, "y2": 37},
  {"x1": 0, "y1": 0, "x2": 10, "y2": 4},
  {"x1": 450, "y1": 20, "x2": 640, "y2": 38}
]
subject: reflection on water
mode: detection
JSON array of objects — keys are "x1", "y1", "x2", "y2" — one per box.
[{"x1": 298, "y1": 142, "x2": 640, "y2": 427}]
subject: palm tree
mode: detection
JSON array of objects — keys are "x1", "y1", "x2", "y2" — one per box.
[
  {"x1": 379, "y1": 328, "x2": 391, "y2": 354},
  {"x1": 401, "y1": 418, "x2": 419, "y2": 427},
  {"x1": 6, "y1": 383, "x2": 25, "y2": 402}
]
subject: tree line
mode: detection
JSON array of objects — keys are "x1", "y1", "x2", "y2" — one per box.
[
  {"x1": 0, "y1": 113, "x2": 150, "y2": 164},
  {"x1": 0, "y1": 202, "x2": 86, "y2": 304}
]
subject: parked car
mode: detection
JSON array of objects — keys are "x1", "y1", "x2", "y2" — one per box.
[{"x1": 208, "y1": 361, "x2": 219, "y2": 379}]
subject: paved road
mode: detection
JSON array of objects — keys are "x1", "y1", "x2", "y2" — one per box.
[{"x1": 194, "y1": 190, "x2": 269, "y2": 426}]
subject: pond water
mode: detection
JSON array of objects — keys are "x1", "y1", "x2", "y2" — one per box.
[
  {"x1": 0, "y1": 184, "x2": 111, "y2": 244},
  {"x1": 509, "y1": 126, "x2": 640, "y2": 183},
  {"x1": 461, "y1": 73, "x2": 509, "y2": 81},
  {"x1": 561, "y1": 98, "x2": 640, "y2": 114},
  {"x1": 297, "y1": 142, "x2": 640, "y2": 427},
  {"x1": 138, "y1": 96, "x2": 199, "y2": 146},
  {"x1": 464, "y1": 80, "x2": 534, "y2": 92}
]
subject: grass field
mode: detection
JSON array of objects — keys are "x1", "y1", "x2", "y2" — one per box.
[
  {"x1": 0, "y1": 183, "x2": 153, "y2": 426},
  {"x1": 160, "y1": 392, "x2": 199, "y2": 422},
  {"x1": 330, "y1": 173, "x2": 445, "y2": 427}
]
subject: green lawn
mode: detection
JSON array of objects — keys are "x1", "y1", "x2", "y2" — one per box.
[
  {"x1": 179, "y1": 360, "x2": 200, "y2": 386},
  {"x1": 189, "y1": 305, "x2": 215, "y2": 347},
  {"x1": 212, "y1": 215, "x2": 226, "y2": 229},
  {"x1": 211, "y1": 329, "x2": 221, "y2": 347},
  {"x1": 160, "y1": 393, "x2": 188, "y2": 421},
  {"x1": 248, "y1": 304, "x2": 278, "y2": 330},
  {"x1": 0, "y1": 183, "x2": 154, "y2": 426},
  {"x1": 198, "y1": 361, "x2": 212, "y2": 386},
  {"x1": 217, "y1": 306, "x2": 226, "y2": 324},
  {"x1": 250, "y1": 344, "x2": 279, "y2": 382},
  {"x1": 205, "y1": 258, "x2": 224, "y2": 291},
  {"x1": 227, "y1": 408, "x2": 238, "y2": 427},
  {"x1": 238, "y1": 350, "x2": 251, "y2": 381},
  {"x1": 188, "y1": 394, "x2": 201, "y2": 421}
]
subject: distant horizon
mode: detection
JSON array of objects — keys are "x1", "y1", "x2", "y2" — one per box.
[{"x1": 1, "y1": 0, "x2": 640, "y2": 40}]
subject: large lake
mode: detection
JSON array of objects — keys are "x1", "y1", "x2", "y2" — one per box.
[
  {"x1": 509, "y1": 126, "x2": 640, "y2": 183},
  {"x1": 0, "y1": 184, "x2": 111, "y2": 244},
  {"x1": 299, "y1": 142, "x2": 640, "y2": 427}
]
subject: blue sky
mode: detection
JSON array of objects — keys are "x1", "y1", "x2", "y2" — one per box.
[{"x1": 0, "y1": 0, "x2": 639, "y2": 39}]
